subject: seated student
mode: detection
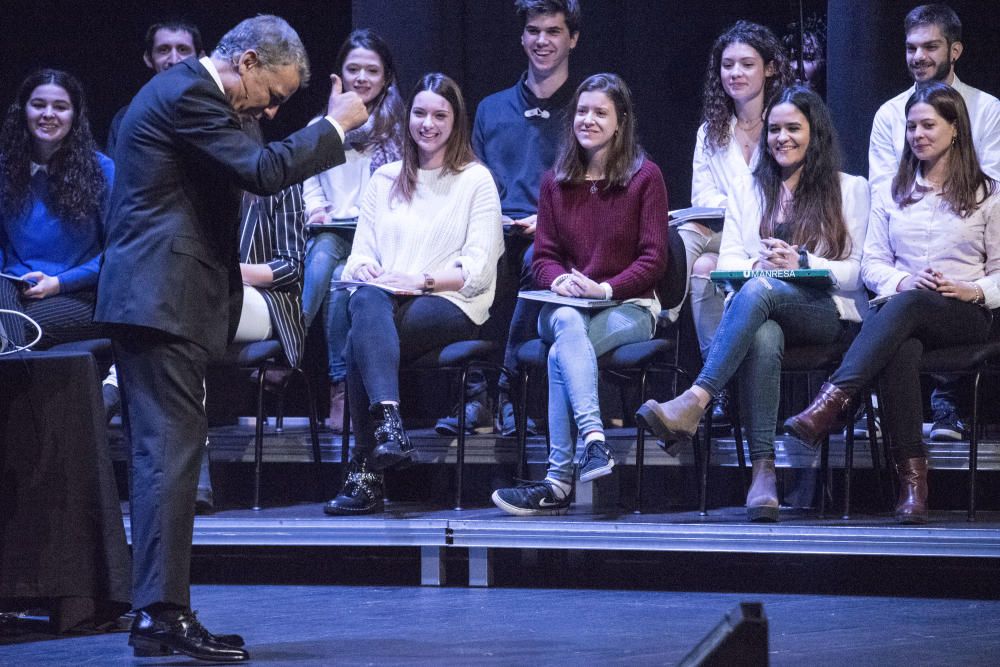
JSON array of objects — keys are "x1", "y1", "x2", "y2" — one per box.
[
  {"x1": 300, "y1": 29, "x2": 405, "y2": 431},
  {"x1": 0, "y1": 69, "x2": 113, "y2": 350},
  {"x1": 492, "y1": 73, "x2": 668, "y2": 517},
  {"x1": 324, "y1": 73, "x2": 503, "y2": 515},
  {"x1": 637, "y1": 85, "x2": 869, "y2": 523},
  {"x1": 785, "y1": 82, "x2": 999, "y2": 524},
  {"x1": 674, "y1": 21, "x2": 791, "y2": 425}
]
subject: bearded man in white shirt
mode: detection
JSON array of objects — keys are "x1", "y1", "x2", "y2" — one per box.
[{"x1": 867, "y1": 3, "x2": 1000, "y2": 443}]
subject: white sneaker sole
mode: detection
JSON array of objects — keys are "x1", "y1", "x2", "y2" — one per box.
[{"x1": 579, "y1": 459, "x2": 615, "y2": 483}]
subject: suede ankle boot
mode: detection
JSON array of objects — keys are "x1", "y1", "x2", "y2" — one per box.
[
  {"x1": 783, "y1": 382, "x2": 855, "y2": 450},
  {"x1": 635, "y1": 390, "x2": 706, "y2": 446},
  {"x1": 370, "y1": 403, "x2": 413, "y2": 471},
  {"x1": 746, "y1": 459, "x2": 779, "y2": 522},
  {"x1": 893, "y1": 456, "x2": 928, "y2": 524}
]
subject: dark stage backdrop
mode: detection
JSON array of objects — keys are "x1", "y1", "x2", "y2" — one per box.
[{"x1": 3, "y1": 1, "x2": 998, "y2": 205}]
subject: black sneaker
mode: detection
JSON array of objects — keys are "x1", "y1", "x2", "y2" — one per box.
[
  {"x1": 370, "y1": 403, "x2": 414, "y2": 471},
  {"x1": 435, "y1": 398, "x2": 494, "y2": 435},
  {"x1": 324, "y1": 460, "x2": 384, "y2": 515},
  {"x1": 492, "y1": 479, "x2": 570, "y2": 516},
  {"x1": 578, "y1": 440, "x2": 615, "y2": 482},
  {"x1": 930, "y1": 414, "x2": 967, "y2": 442},
  {"x1": 497, "y1": 397, "x2": 539, "y2": 437}
]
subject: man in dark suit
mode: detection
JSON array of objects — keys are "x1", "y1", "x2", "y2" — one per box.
[{"x1": 95, "y1": 15, "x2": 367, "y2": 662}]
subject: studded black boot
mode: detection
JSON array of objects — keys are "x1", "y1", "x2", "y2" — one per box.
[
  {"x1": 324, "y1": 459, "x2": 385, "y2": 515},
  {"x1": 370, "y1": 403, "x2": 414, "y2": 471}
]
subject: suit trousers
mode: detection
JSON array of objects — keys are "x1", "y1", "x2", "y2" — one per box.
[{"x1": 112, "y1": 326, "x2": 210, "y2": 610}]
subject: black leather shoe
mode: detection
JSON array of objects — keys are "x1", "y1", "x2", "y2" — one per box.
[
  {"x1": 324, "y1": 460, "x2": 385, "y2": 515},
  {"x1": 129, "y1": 608, "x2": 248, "y2": 661},
  {"x1": 370, "y1": 403, "x2": 413, "y2": 471}
]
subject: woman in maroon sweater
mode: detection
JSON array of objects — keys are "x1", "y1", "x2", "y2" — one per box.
[{"x1": 492, "y1": 73, "x2": 668, "y2": 516}]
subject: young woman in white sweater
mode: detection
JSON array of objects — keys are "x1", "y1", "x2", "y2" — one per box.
[{"x1": 324, "y1": 73, "x2": 503, "y2": 515}]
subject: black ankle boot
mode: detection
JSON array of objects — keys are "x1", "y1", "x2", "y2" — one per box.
[
  {"x1": 370, "y1": 403, "x2": 413, "y2": 471},
  {"x1": 324, "y1": 460, "x2": 384, "y2": 515}
]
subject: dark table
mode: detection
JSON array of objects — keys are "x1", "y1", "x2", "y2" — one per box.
[{"x1": 0, "y1": 350, "x2": 131, "y2": 632}]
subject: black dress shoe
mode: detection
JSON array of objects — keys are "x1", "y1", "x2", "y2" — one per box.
[
  {"x1": 324, "y1": 460, "x2": 384, "y2": 515},
  {"x1": 129, "y1": 608, "x2": 249, "y2": 662}
]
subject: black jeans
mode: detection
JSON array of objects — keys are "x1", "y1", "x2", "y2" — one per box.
[
  {"x1": 829, "y1": 290, "x2": 992, "y2": 460},
  {"x1": 345, "y1": 286, "x2": 478, "y2": 459}
]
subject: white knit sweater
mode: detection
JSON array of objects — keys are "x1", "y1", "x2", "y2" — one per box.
[{"x1": 344, "y1": 161, "x2": 503, "y2": 325}]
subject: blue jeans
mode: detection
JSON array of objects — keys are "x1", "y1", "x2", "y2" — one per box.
[
  {"x1": 696, "y1": 278, "x2": 853, "y2": 461},
  {"x1": 345, "y1": 287, "x2": 478, "y2": 460},
  {"x1": 302, "y1": 231, "x2": 352, "y2": 382},
  {"x1": 538, "y1": 302, "x2": 654, "y2": 483}
]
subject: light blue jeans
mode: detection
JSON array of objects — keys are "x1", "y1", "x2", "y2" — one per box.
[
  {"x1": 695, "y1": 278, "x2": 853, "y2": 461},
  {"x1": 539, "y1": 302, "x2": 655, "y2": 483},
  {"x1": 302, "y1": 231, "x2": 352, "y2": 382}
]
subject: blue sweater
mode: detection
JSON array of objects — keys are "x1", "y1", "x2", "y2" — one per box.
[
  {"x1": 472, "y1": 73, "x2": 574, "y2": 219},
  {"x1": 0, "y1": 152, "x2": 114, "y2": 293}
]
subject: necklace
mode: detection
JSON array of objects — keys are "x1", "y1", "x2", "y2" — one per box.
[{"x1": 585, "y1": 175, "x2": 602, "y2": 194}]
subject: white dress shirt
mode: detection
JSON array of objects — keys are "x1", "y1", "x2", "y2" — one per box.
[
  {"x1": 691, "y1": 118, "x2": 758, "y2": 208},
  {"x1": 868, "y1": 76, "x2": 1000, "y2": 192},
  {"x1": 718, "y1": 172, "x2": 871, "y2": 322},
  {"x1": 863, "y1": 176, "x2": 1000, "y2": 309}
]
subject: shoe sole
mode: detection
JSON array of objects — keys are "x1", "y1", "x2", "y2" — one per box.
[
  {"x1": 895, "y1": 512, "x2": 929, "y2": 524},
  {"x1": 929, "y1": 428, "x2": 963, "y2": 442},
  {"x1": 746, "y1": 505, "x2": 780, "y2": 522},
  {"x1": 635, "y1": 401, "x2": 694, "y2": 447},
  {"x1": 323, "y1": 502, "x2": 385, "y2": 516},
  {"x1": 490, "y1": 490, "x2": 569, "y2": 517},
  {"x1": 129, "y1": 636, "x2": 248, "y2": 662},
  {"x1": 579, "y1": 459, "x2": 615, "y2": 483},
  {"x1": 370, "y1": 447, "x2": 415, "y2": 472}
]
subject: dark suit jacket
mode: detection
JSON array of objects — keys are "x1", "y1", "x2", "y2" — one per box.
[{"x1": 95, "y1": 58, "x2": 345, "y2": 356}]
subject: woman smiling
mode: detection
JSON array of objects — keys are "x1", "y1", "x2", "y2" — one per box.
[
  {"x1": 324, "y1": 73, "x2": 502, "y2": 516},
  {"x1": 785, "y1": 82, "x2": 999, "y2": 523},
  {"x1": 637, "y1": 85, "x2": 869, "y2": 522},
  {"x1": 0, "y1": 69, "x2": 113, "y2": 349}
]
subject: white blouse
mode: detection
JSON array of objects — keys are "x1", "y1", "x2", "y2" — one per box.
[
  {"x1": 863, "y1": 177, "x2": 1000, "y2": 309},
  {"x1": 301, "y1": 116, "x2": 374, "y2": 220},
  {"x1": 344, "y1": 161, "x2": 503, "y2": 325},
  {"x1": 718, "y1": 172, "x2": 871, "y2": 322},
  {"x1": 691, "y1": 118, "x2": 759, "y2": 209}
]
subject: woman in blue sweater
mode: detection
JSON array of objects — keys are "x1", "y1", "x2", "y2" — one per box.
[{"x1": 0, "y1": 69, "x2": 113, "y2": 350}]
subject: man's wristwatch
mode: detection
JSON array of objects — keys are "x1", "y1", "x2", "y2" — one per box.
[{"x1": 422, "y1": 273, "x2": 435, "y2": 294}]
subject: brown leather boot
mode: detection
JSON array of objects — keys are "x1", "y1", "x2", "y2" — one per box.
[
  {"x1": 783, "y1": 382, "x2": 855, "y2": 450},
  {"x1": 635, "y1": 390, "x2": 707, "y2": 446},
  {"x1": 746, "y1": 459, "x2": 779, "y2": 522},
  {"x1": 894, "y1": 456, "x2": 928, "y2": 524},
  {"x1": 328, "y1": 381, "x2": 346, "y2": 434}
]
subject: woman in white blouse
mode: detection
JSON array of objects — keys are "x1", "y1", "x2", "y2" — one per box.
[
  {"x1": 324, "y1": 73, "x2": 503, "y2": 516},
  {"x1": 638, "y1": 86, "x2": 869, "y2": 522},
  {"x1": 679, "y1": 21, "x2": 792, "y2": 424},
  {"x1": 300, "y1": 29, "x2": 405, "y2": 431},
  {"x1": 786, "y1": 82, "x2": 999, "y2": 524}
]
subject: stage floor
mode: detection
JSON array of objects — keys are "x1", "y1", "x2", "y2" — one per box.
[{"x1": 4, "y1": 584, "x2": 1000, "y2": 665}]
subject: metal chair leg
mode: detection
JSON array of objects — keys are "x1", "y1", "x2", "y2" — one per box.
[
  {"x1": 843, "y1": 417, "x2": 855, "y2": 519},
  {"x1": 968, "y1": 372, "x2": 981, "y2": 521},
  {"x1": 454, "y1": 366, "x2": 469, "y2": 511},
  {"x1": 699, "y1": 409, "x2": 712, "y2": 516},
  {"x1": 634, "y1": 368, "x2": 649, "y2": 514},
  {"x1": 516, "y1": 370, "x2": 530, "y2": 480},
  {"x1": 252, "y1": 365, "x2": 267, "y2": 511}
]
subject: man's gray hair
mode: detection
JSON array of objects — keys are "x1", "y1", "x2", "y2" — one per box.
[{"x1": 213, "y1": 15, "x2": 310, "y2": 85}]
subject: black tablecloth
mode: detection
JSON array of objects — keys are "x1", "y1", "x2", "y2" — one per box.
[{"x1": 0, "y1": 350, "x2": 131, "y2": 632}]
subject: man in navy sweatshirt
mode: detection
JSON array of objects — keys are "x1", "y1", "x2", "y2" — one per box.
[{"x1": 436, "y1": 0, "x2": 581, "y2": 437}]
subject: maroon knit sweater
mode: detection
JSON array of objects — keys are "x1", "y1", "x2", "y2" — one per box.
[{"x1": 532, "y1": 158, "x2": 668, "y2": 300}]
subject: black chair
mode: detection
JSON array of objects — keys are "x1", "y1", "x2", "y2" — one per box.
[
  {"x1": 46, "y1": 337, "x2": 114, "y2": 365},
  {"x1": 915, "y1": 340, "x2": 1000, "y2": 521},
  {"x1": 340, "y1": 339, "x2": 511, "y2": 510},
  {"x1": 214, "y1": 340, "x2": 322, "y2": 510}
]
